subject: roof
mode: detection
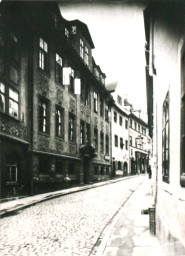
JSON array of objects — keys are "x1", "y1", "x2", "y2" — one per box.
[
  {"x1": 129, "y1": 113, "x2": 148, "y2": 127},
  {"x1": 69, "y1": 19, "x2": 95, "y2": 49},
  {"x1": 106, "y1": 81, "x2": 118, "y2": 92}
]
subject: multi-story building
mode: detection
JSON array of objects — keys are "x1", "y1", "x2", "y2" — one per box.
[
  {"x1": 128, "y1": 113, "x2": 150, "y2": 175},
  {"x1": 106, "y1": 82, "x2": 129, "y2": 177},
  {"x1": 0, "y1": 1, "x2": 113, "y2": 198},
  {"x1": 106, "y1": 81, "x2": 150, "y2": 177},
  {"x1": 144, "y1": 2, "x2": 185, "y2": 254}
]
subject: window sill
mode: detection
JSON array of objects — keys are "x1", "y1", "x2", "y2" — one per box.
[
  {"x1": 55, "y1": 136, "x2": 64, "y2": 141},
  {"x1": 38, "y1": 68, "x2": 50, "y2": 78},
  {"x1": 0, "y1": 112, "x2": 20, "y2": 123},
  {"x1": 38, "y1": 132, "x2": 50, "y2": 137}
]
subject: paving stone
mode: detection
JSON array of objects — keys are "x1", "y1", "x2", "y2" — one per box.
[{"x1": 0, "y1": 176, "x2": 145, "y2": 256}]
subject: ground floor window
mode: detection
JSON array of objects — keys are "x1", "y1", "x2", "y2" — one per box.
[
  {"x1": 94, "y1": 165, "x2": 98, "y2": 175},
  {"x1": 56, "y1": 159, "x2": 64, "y2": 174},
  {"x1": 68, "y1": 160, "x2": 75, "y2": 175},
  {"x1": 100, "y1": 166, "x2": 104, "y2": 175},
  {"x1": 39, "y1": 157, "x2": 50, "y2": 174},
  {"x1": 7, "y1": 164, "x2": 17, "y2": 183},
  {"x1": 106, "y1": 167, "x2": 109, "y2": 175}
]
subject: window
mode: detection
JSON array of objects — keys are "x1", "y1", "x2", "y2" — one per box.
[
  {"x1": 114, "y1": 111, "x2": 117, "y2": 122},
  {"x1": 55, "y1": 53, "x2": 63, "y2": 84},
  {"x1": 69, "y1": 113, "x2": 75, "y2": 142},
  {"x1": 69, "y1": 68, "x2": 75, "y2": 94},
  {"x1": 130, "y1": 119, "x2": 132, "y2": 128},
  {"x1": 94, "y1": 91, "x2": 98, "y2": 113},
  {"x1": 10, "y1": 33, "x2": 18, "y2": 61},
  {"x1": 134, "y1": 121, "x2": 137, "y2": 130},
  {"x1": 80, "y1": 121, "x2": 85, "y2": 144},
  {"x1": 68, "y1": 160, "x2": 75, "y2": 175},
  {"x1": 0, "y1": 83, "x2": 5, "y2": 112},
  {"x1": 105, "y1": 105, "x2": 109, "y2": 122},
  {"x1": 94, "y1": 128, "x2": 98, "y2": 151},
  {"x1": 118, "y1": 161, "x2": 121, "y2": 170},
  {"x1": 39, "y1": 38, "x2": 48, "y2": 72},
  {"x1": 162, "y1": 92, "x2": 169, "y2": 183},
  {"x1": 135, "y1": 138, "x2": 138, "y2": 148},
  {"x1": 125, "y1": 140, "x2": 128, "y2": 150},
  {"x1": 106, "y1": 135, "x2": 109, "y2": 155},
  {"x1": 56, "y1": 159, "x2": 64, "y2": 174},
  {"x1": 119, "y1": 115, "x2": 123, "y2": 126},
  {"x1": 138, "y1": 124, "x2": 141, "y2": 133},
  {"x1": 120, "y1": 137, "x2": 123, "y2": 149},
  {"x1": 10, "y1": 65, "x2": 18, "y2": 85},
  {"x1": 85, "y1": 46, "x2": 89, "y2": 65},
  {"x1": 125, "y1": 120, "x2": 128, "y2": 129},
  {"x1": 117, "y1": 95, "x2": 122, "y2": 106},
  {"x1": 100, "y1": 166, "x2": 104, "y2": 175},
  {"x1": 143, "y1": 128, "x2": 146, "y2": 135},
  {"x1": 7, "y1": 164, "x2": 17, "y2": 183},
  {"x1": 86, "y1": 123, "x2": 90, "y2": 143},
  {"x1": 80, "y1": 39, "x2": 84, "y2": 59},
  {"x1": 115, "y1": 135, "x2": 118, "y2": 147},
  {"x1": 130, "y1": 136, "x2": 132, "y2": 146},
  {"x1": 65, "y1": 28, "x2": 69, "y2": 39},
  {"x1": 39, "y1": 156, "x2": 50, "y2": 174},
  {"x1": 100, "y1": 97, "x2": 104, "y2": 117},
  {"x1": 56, "y1": 107, "x2": 63, "y2": 138},
  {"x1": 106, "y1": 167, "x2": 109, "y2": 175},
  {"x1": 9, "y1": 88, "x2": 19, "y2": 119},
  {"x1": 94, "y1": 165, "x2": 98, "y2": 175},
  {"x1": 100, "y1": 132, "x2": 104, "y2": 153},
  {"x1": 39, "y1": 99, "x2": 49, "y2": 133},
  {"x1": 81, "y1": 79, "x2": 89, "y2": 106}
]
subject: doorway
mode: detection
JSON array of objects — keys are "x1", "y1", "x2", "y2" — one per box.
[{"x1": 83, "y1": 157, "x2": 90, "y2": 184}]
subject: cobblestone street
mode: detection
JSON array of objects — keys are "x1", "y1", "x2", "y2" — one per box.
[{"x1": 0, "y1": 176, "x2": 145, "y2": 256}]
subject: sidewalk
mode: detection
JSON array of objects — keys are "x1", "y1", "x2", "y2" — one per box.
[
  {"x1": 93, "y1": 179, "x2": 163, "y2": 256},
  {"x1": 0, "y1": 175, "x2": 136, "y2": 218}
]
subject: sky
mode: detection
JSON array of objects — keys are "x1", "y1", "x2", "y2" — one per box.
[{"x1": 60, "y1": 2, "x2": 147, "y2": 121}]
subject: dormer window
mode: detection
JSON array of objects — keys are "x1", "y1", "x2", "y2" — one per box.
[
  {"x1": 72, "y1": 26, "x2": 76, "y2": 34},
  {"x1": 65, "y1": 28, "x2": 69, "y2": 39},
  {"x1": 80, "y1": 39, "x2": 84, "y2": 59},
  {"x1": 100, "y1": 75, "x2": 105, "y2": 84},
  {"x1": 94, "y1": 68, "x2": 99, "y2": 79},
  {"x1": 85, "y1": 46, "x2": 89, "y2": 65}
]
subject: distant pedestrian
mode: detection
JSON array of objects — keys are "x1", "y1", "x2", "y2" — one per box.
[{"x1": 148, "y1": 165, "x2": 152, "y2": 179}]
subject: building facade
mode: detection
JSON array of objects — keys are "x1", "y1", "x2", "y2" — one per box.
[
  {"x1": 0, "y1": 1, "x2": 113, "y2": 199},
  {"x1": 106, "y1": 81, "x2": 150, "y2": 177},
  {"x1": 106, "y1": 82, "x2": 129, "y2": 177},
  {"x1": 144, "y1": 2, "x2": 185, "y2": 254},
  {"x1": 128, "y1": 113, "x2": 150, "y2": 175}
]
